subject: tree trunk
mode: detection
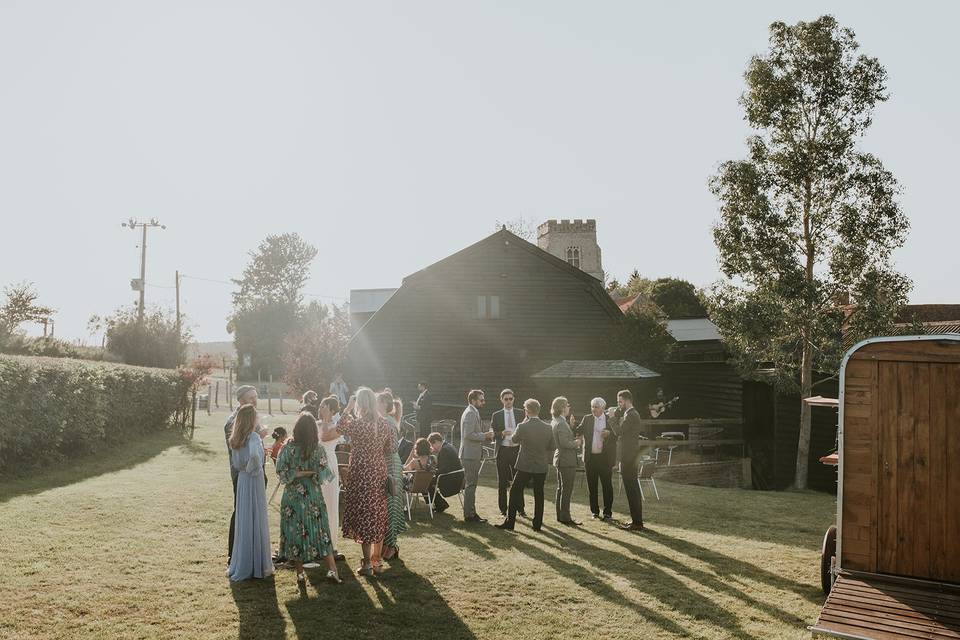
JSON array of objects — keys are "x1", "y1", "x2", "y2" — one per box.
[{"x1": 795, "y1": 337, "x2": 813, "y2": 489}]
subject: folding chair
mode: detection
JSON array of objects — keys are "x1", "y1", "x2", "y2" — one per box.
[
  {"x1": 434, "y1": 419, "x2": 458, "y2": 448},
  {"x1": 478, "y1": 445, "x2": 497, "y2": 476},
  {"x1": 403, "y1": 469, "x2": 436, "y2": 520},
  {"x1": 638, "y1": 459, "x2": 660, "y2": 501},
  {"x1": 431, "y1": 468, "x2": 466, "y2": 510}
]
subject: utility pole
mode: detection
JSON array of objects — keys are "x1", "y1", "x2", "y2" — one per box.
[
  {"x1": 175, "y1": 270, "x2": 181, "y2": 336},
  {"x1": 121, "y1": 218, "x2": 166, "y2": 323}
]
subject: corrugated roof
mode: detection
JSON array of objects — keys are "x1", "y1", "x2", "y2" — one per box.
[
  {"x1": 666, "y1": 318, "x2": 721, "y2": 342},
  {"x1": 532, "y1": 360, "x2": 661, "y2": 379},
  {"x1": 894, "y1": 304, "x2": 960, "y2": 323}
]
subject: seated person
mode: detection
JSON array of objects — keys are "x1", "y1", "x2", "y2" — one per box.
[
  {"x1": 403, "y1": 437, "x2": 437, "y2": 490},
  {"x1": 269, "y1": 427, "x2": 289, "y2": 462},
  {"x1": 397, "y1": 437, "x2": 415, "y2": 466},
  {"x1": 428, "y1": 431, "x2": 463, "y2": 514}
]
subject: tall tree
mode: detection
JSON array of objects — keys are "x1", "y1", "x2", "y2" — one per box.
[
  {"x1": 709, "y1": 16, "x2": 910, "y2": 489},
  {"x1": 281, "y1": 301, "x2": 351, "y2": 396},
  {"x1": 649, "y1": 278, "x2": 708, "y2": 319},
  {"x1": 0, "y1": 282, "x2": 54, "y2": 342},
  {"x1": 230, "y1": 233, "x2": 318, "y2": 377}
]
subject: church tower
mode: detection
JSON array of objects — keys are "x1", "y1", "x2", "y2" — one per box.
[{"x1": 537, "y1": 219, "x2": 603, "y2": 281}]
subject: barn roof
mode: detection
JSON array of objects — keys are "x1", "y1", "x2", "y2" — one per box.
[
  {"x1": 666, "y1": 318, "x2": 721, "y2": 342},
  {"x1": 532, "y1": 360, "x2": 661, "y2": 379}
]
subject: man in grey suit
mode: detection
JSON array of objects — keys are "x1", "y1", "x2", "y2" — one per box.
[
  {"x1": 551, "y1": 396, "x2": 582, "y2": 526},
  {"x1": 459, "y1": 389, "x2": 492, "y2": 523},
  {"x1": 496, "y1": 398, "x2": 555, "y2": 532}
]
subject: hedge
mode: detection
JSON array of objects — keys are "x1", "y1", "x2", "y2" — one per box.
[{"x1": 0, "y1": 354, "x2": 189, "y2": 475}]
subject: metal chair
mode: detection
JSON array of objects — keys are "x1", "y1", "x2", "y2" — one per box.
[
  {"x1": 638, "y1": 459, "x2": 660, "y2": 501},
  {"x1": 434, "y1": 419, "x2": 458, "y2": 447},
  {"x1": 431, "y1": 468, "x2": 466, "y2": 510},
  {"x1": 403, "y1": 469, "x2": 437, "y2": 520},
  {"x1": 478, "y1": 445, "x2": 497, "y2": 476}
]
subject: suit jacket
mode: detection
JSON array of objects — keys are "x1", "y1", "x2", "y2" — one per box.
[
  {"x1": 512, "y1": 417, "x2": 555, "y2": 474},
  {"x1": 416, "y1": 389, "x2": 434, "y2": 430},
  {"x1": 610, "y1": 406, "x2": 646, "y2": 467},
  {"x1": 459, "y1": 404, "x2": 487, "y2": 461},
  {"x1": 436, "y1": 441, "x2": 464, "y2": 497},
  {"x1": 491, "y1": 407, "x2": 525, "y2": 454},
  {"x1": 552, "y1": 417, "x2": 579, "y2": 469},
  {"x1": 577, "y1": 413, "x2": 618, "y2": 468}
]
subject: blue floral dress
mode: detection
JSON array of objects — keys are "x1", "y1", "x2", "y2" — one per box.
[{"x1": 276, "y1": 441, "x2": 335, "y2": 562}]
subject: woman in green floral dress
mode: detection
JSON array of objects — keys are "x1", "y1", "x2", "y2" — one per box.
[
  {"x1": 377, "y1": 391, "x2": 407, "y2": 561},
  {"x1": 276, "y1": 413, "x2": 342, "y2": 585}
]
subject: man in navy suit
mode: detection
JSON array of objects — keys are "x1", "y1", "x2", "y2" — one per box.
[{"x1": 491, "y1": 389, "x2": 527, "y2": 517}]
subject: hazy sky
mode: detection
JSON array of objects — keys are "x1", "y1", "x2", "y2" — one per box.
[{"x1": 2, "y1": 1, "x2": 957, "y2": 343}]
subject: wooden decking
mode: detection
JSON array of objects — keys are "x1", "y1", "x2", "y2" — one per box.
[{"x1": 812, "y1": 572, "x2": 960, "y2": 639}]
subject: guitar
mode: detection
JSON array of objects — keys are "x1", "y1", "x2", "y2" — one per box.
[{"x1": 648, "y1": 396, "x2": 679, "y2": 418}]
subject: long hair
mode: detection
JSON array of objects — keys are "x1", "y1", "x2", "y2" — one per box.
[
  {"x1": 302, "y1": 390, "x2": 319, "y2": 405},
  {"x1": 293, "y1": 413, "x2": 319, "y2": 461},
  {"x1": 355, "y1": 387, "x2": 377, "y2": 418},
  {"x1": 229, "y1": 404, "x2": 257, "y2": 449},
  {"x1": 377, "y1": 390, "x2": 395, "y2": 417}
]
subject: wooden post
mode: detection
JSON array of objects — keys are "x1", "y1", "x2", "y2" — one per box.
[
  {"x1": 228, "y1": 367, "x2": 234, "y2": 411},
  {"x1": 191, "y1": 390, "x2": 197, "y2": 430},
  {"x1": 215, "y1": 380, "x2": 220, "y2": 408},
  {"x1": 207, "y1": 384, "x2": 212, "y2": 415},
  {"x1": 268, "y1": 373, "x2": 273, "y2": 416}
]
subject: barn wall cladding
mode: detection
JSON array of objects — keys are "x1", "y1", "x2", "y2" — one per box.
[{"x1": 346, "y1": 229, "x2": 622, "y2": 406}]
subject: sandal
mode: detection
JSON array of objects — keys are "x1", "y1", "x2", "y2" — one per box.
[
  {"x1": 371, "y1": 561, "x2": 384, "y2": 576},
  {"x1": 326, "y1": 570, "x2": 342, "y2": 584},
  {"x1": 297, "y1": 571, "x2": 306, "y2": 585},
  {"x1": 356, "y1": 562, "x2": 372, "y2": 577}
]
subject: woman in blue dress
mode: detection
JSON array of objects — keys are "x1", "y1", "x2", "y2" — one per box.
[
  {"x1": 226, "y1": 404, "x2": 274, "y2": 581},
  {"x1": 276, "y1": 413, "x2": 342, "y2": 585}
]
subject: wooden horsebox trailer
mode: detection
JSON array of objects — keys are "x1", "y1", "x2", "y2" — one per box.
[{"x1": 812, "y1": 335, "x2": 960, "y2": 639}]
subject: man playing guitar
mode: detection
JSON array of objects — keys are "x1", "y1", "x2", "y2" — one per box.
[{"x1": 648, "y1": 387, "x2": 679, "y2": 418}]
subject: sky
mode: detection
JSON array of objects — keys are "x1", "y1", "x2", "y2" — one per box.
[{"x1": 1, "y1": 1, "x2": 958, "y2": 343}]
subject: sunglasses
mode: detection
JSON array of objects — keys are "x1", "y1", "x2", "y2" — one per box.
[{"x1": 503, "y1": 397, "x2": 514, "y2": 402}]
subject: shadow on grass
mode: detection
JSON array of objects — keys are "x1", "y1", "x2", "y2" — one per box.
[
  {"x1": 0, "y1": 428, "x2": 187, "y2": 504},
  {"x1": 230, "y1": 576, "x2": 286, "y2": 640},
  {"x1": 406, "y1": 516, "x2": 812, "y2": 640},
  {"x1": 281, "y1": 560, "x2": 476, "y2": 640}
]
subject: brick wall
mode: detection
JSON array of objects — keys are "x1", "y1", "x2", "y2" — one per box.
[{"x1": 653, "y1": 458, "x2": 751, "y2": 489}]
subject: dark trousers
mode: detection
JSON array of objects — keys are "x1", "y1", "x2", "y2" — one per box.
[
  {"x1": 228, "y1": 472, "x2": 238, "y2": 560},
  {"x1": 585, "y1": 457, "x2": 615, "y2": 517},
  {"x1": 507, "y1": 470, "x2": 545, "y2": 530},
  {"x1": 621, "y1": 462, "x2": 643, "y2": 525},
  {"x1": 496, "y1": 446, "x2": 525, "y2": 515}
]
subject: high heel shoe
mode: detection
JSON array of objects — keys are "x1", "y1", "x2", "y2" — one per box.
[
  {"x1": 371, "y1": 561, "x2": 384, "y2": 576},
  {"x1": 326, "y1": 570, "x2": 342, "y2": 584},
  {"x1": 356, "y1": 563, "x2": 372, "y2": 577}
]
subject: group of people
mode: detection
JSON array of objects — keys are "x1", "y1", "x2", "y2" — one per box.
[
  {"x1": 224, "y1": 378, "x2": 651, "y2": 584},
  {"x1": 224, "y1": 383, "x2": 413, "y2": 585},
  {"x1": 454, "y1": 387, "x2": 646, "y2": 533}
]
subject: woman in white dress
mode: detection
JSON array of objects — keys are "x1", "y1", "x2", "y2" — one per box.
[{"x1": 318, "y1": 396, "x2": 344, "y2": 559}]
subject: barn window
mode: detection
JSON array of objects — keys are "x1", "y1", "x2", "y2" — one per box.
[
  {"x1": 476, "y1": 295, "x2": 501, "y2": 320},
  {"x1": 566, "y1": 246, "x2": 581, "y2": 268}
]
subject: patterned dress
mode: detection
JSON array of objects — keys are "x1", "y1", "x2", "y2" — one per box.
[
  {"x1": 383, "y1": 416, "x2": 408, "y2": 547},
  {"x1": 276, "y1": 442, "x2": 335, "y2": 562},
  {"x1": 337, "y1": 413, "x2": 393, "y2": 544}
]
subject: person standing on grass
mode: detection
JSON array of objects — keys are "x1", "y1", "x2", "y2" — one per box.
[
  {"x1": 496, "y1": 398, "x2": 554, "y2": 533},
  {"x1": 609, "y1": 389, "x2": 645, "y2": 531},
  {"x1": 413, "y1": 381, "x2": 434, "y2": 439},
  {"x1": 317, "y1": 396, "x2": 346, "y2": 562},
  {"x1": 335, "y1": 388, "x2": 393, "y2": 577},
  {"x1": 551, "y1": 396, "x2": 582, "y2": 526},
  {"x1": 460, "y1": 389, "x2": 493, "y2": 524},
  {"x1": 491, "y1": 389, "x2": 526, "y2": 519},
  {"x1": 225, "y1": 385, "x2": 267, "y2": 564},
  {"x1": 378, "y1": 391, "x2": 407, "y2": 561},
  {"x1": 577, "y1": 397, "x2": 617, "y2": 521},
  {"x1": 276, "y1": 413, "x2": 342, "y2": 586},
  {"x1": 226, "y1": 404, "x2": 273, "y2": 581},
  {"x1": 329, "y1": 373, "x2": 349, "y2": 407}
]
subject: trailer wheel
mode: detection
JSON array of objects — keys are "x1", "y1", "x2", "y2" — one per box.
[{"x1": 821, "y1": 525, "x2": 837, "y2": 596}]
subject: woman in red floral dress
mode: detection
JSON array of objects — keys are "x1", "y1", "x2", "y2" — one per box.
[{"x1": 336, "y1": 386, "x2": 395, "y2": 576}]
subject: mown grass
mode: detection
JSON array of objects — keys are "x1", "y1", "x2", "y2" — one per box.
[{"x1": 0, "y1": 410, "x2": 834, "y2": 639}]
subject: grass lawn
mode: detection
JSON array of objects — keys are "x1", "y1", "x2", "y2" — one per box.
[{"x1": 0, "y1": 410, "x2": 835, "y2": 640}]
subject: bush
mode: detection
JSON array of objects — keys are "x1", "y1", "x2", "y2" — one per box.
[
  {"x1": 99, "y1": 306, "x2": 187, "y2": 369},
  {"x1": 0, "y1": 334, "x2": 121, "y2": 362},
  {"x1": 0, "y1": 354, "x2": 189, "y2": 475}
]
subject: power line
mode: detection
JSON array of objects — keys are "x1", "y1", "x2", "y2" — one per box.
[{"x1": 179, "y1": 274, "x2": 348, "y2": 301}]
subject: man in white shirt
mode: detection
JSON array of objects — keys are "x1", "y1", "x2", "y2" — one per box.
[
  {"x1": 575, "y1": 397, "x2": 618, "y2": 520},
  {"x1": 491, "y1": 389, "x2": 527, "y2": 517}
]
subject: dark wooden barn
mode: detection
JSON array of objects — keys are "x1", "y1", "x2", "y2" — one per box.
[{"x1": 345, "y1": 228, "x2": 624, "y2": 408}]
